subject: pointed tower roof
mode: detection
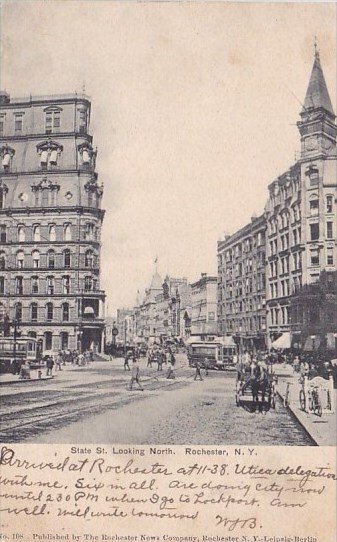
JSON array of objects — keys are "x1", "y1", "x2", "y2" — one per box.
[
  {"x1": 302, "y1": 50, "x2": 334, "y2": 115},
  {"x1": 150, "y1": 271, "x2": 162, "y2": 290}
]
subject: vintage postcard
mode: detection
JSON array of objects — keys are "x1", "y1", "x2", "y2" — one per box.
[{"x1": 0, "y1": 1, "x2": 336, "y2": 541}]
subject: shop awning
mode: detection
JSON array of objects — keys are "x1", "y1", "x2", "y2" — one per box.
[
  {"x1": 326, "y1": 333, "x2": 337, "y2": 350},
  {"x1": 303, "y1": 335, "x2": 321, "y2": 351},
  {"x1": 222, "y1": 336, "x2": 236, "y2": 347},
  {"x1": 271, "y1": 332, "x2": 291, "y2": 349}
]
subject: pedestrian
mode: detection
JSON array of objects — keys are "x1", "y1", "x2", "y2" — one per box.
[
  {"x1": 170, "y1": 352, "x2": 176, "y2": 366},
  {"x1": 55, "y1": 352, "x2": 62, "y2": 371},
  {"x1": 129, "y1": 358, "x2": 144, "y2": 391},
  {"x1": 204, "y1": 357, "x2": 209, "y2": 376},
  {"x1": 157, "y1": 352, "x2": 163, "y2": 371},
  {"x1": 147, "y1": 352, "x2": 152, "y2": 368},
  {"x1": 46, "y1": 356, "x2": 54, "y2": 376},
  {"x1": 78, "y1": 352, "x2": 84, "y2": 366},
  {"x1": 194, "y1": 360, "x2": 203, "y2": 381},
  {"x1": 124, "y1": 354, "x2": 131, "y2": 371},
  {"x1": 166, "y1": 360, "x2": 175, "y2": 379}
]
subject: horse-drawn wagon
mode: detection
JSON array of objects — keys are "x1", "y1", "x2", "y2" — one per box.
[{"x1": 235, "y1": 363, "x2": 277, "y2": 412}]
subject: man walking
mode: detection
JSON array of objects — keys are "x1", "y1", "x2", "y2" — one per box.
[
  {"x1": 55, "y1": 352, "x2": 63, "y2": 371},
  {"x1": 129, "y1": 358, "x2": 144, "y2": 391},
  {"x1": 124, "y1": 353, "x2": 131, "y2": 371},
  {"x1": 194, "y1": 360, "x2": 203, "y2": 381}
]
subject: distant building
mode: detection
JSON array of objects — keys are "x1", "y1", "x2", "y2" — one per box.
[
  {"x1": 0, "y1": 92, "x2": 106, "y2": 352},
  {"x1": 217, "y1": 215, "x2": 266, "y2": 352},
  {"x1": 191, "y1": 273, "x2": 217, "y2": 336}
]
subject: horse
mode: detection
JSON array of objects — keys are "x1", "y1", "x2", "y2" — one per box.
[{"x1": 250, "y1": 369, "x2": 270, "y2": 412}]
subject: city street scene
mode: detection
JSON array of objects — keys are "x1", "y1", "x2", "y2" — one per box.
[{"x1": 0, "y1": 3, "x2": 336, "y2": 446}]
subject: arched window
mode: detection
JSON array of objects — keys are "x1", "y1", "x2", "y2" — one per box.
[
  {"x1": 28, "y1": 331, "x2": 37, "y2": 338},
  {"x1": 63, "y1": 249, "x2": 71, "y2": 268},
  {"x1": 33, "y1": 225, "x2": 40, "y2": 242},
  {"x1": 64, "y1": 223, "x2": 71, "y2": 241},
  {"x1": 85, "y1": 250, "x2": 94, "y2": 268},
  {"x1": 0, "y1": 251, "x2": 5, "y2": 270},
  {"x1": 15, "y1": 276, "x2": 23, "y2": 295},
  {"x1": 46, "y1": 303, "x2": 53, "y2": 322},
  {"x1": 18, "y1": 226, "x2": 25, "y2": 242},
  {"x1": 47, "y1": 249, "x2": 55, "y2": 269},
  {"x1": 31, "y1": 276, "x2": 39, "y2": 294},
  {"x1": 62, "y1": 303, "x2": 69, "y2": 322},
  {"x1": 16, "y1": 251, "x2": 24, "y2": 269},
  {"x1": 46, "y1": 276, "x2": 55, "y2": 295},
  {"x1": 49, "y1": 225, "x2": 56, "y2": 241},
  {"x1": 84, "y1": 276, "x2": 93, "y2": 291},
  {"x1": 44, "y1": 331, "x2": 53, "y2": 350},
  {"x1": 15, "y1": 302, "x2": 22, "y2": 322},
  {"x1": 32, "y1": 250, "x2": 40, "y2": 268},
  {"x1": 62, "y1": 275, "x2": 70, "y2": 294},
  {"x1": 60, "y1": 331, "x2": 69, "y2": 350},
  {"x1": 30, "y1": 303, "x2": 38, "y2": 322}
]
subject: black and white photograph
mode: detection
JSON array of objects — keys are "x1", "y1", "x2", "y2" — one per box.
[{"x1": 0, "y1": 1, "x2": 336, "y2": 447}]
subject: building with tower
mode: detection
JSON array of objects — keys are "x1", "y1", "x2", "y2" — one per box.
[
  {"x1": 0, "y1": 91, "x2": 106, "y2": 353},
  {"x1": 217, "y1": 47, "x2": 337, "y2": 353}
]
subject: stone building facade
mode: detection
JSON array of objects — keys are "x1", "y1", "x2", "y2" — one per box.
[
  {"x1": 217, "y1": 215, "x2": 266, "y2": 352},
  {"x1": 190, "y1": 273, "x2": 217, "y2": 336},
  {"x1": 0, "y1": 92, "x2": 106, "y2": 352}
]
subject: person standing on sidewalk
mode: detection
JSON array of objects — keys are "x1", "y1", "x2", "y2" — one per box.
[
  {"x1": 194, "y1": 360, "x2": 203, "y2": 381},
  {"x1": 147, "y1": 351, "x2": 153, "y2": 368},
  {"x1": 124, "y1": 353, "x2": 131, "y2": 371},
  {"x1": 129, "y1": 358, "x2": 144, "y2": 390},
  {"x1": 55, "y1": 352, "x2": 63, "y2": 371}
]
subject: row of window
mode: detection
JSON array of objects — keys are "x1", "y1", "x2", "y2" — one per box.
[
  {"x1": 18, "y1": 302, "x2": 71, "y2": 322},
  {"x1": 0, "y1": 108, "x2": 87, "y2": 136},
  {"x1": 0, "y1": 275, "x2": 98, "y2": 295},
  {"x1": 0, "y1": 222, "x2": 99, "y2": 243},
  {"x1": 269, "y1": 306, "x2": 290, "y2": 326},
  {"x1": 0, "y1": 249, "x2": 97, "y2": 270},
  {"x1": 1, "y1": 147, "x2": 94, "y2": 172}
]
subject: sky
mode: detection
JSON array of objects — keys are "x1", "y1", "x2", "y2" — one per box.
[{"x1": 1, "y1": 1, "x2": 336, "y2": 315}]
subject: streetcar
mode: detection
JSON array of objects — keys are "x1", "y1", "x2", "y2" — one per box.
[
  {"x1": 0, "y1": 336, "x2": 41, "y2": 373},
  {"x1": 187, "y1": 337, "x2": 237, "y2": 370}
]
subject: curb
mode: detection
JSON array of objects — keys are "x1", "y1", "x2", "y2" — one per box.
[
  {"x1": 276, "y1": 390, "x2": 318, "y2": 446},
  {"x1": 0, "y1": 376, "x2": 54, "y2": 386}
]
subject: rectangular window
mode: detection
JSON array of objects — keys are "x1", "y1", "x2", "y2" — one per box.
[
  {"x1": 0, "y1": 116, "x2": 4, "y2": 135},
  {"x1": 310, "y1": 223, "x2": 319, "y2": 241},
  {"x1": 14, "y1": 115, "x2": 23, "y2": 133},
  {"x1": 310, "y1": 249, "x2": 319, "y2": 266},
  {"x1": 310, "y1": 199, "x2": 319, "y2": 216},
  {"x1": 31, "y1": 278, "x2": 39, "y2": 294},
  {"x1": 45, "y1": 111, "x2": 60, "y2": 134},
  {"x1": 0, "y1": 225, "x2": 6, "y2": 243},
  {"x1": 326, "y1": 196, "x2": 333, "y2": 214},
  {"x1": 327, "y1": 249, "x2": 334, "y2": 266},
  {"x1": 0, "y1": 276, "x2": 4, "y2": 294},
  {"x1": 327, "y1": 221, "x2": 333, "y2": 239},
  {"x1": 15, "y1": 277, "x2": 23, "y2": 295}
]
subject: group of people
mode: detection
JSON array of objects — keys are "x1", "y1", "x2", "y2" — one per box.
[{"x1": 123, "y1": 345, "x2": 177, "y2": 390}]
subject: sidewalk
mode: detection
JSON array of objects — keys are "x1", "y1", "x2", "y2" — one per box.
[{"x1": 275, "y1": 364, "x2": 336, "y2": 446}]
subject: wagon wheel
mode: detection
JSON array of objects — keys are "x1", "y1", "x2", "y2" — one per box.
[{"x1": 299, "y1": 389, "x2": 306, "y2": 411}]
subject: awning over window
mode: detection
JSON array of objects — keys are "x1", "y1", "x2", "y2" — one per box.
[
  {"x1": 40, "y1": 150, "x2": 48, "y2": 164},
  {"x1": 49, "y1": 150, "x2": 58, "y2": 164},
  {"x1": 222, "y1": 336, "x2": 236, "y2": 347},
  {"x1": 2, "y1": 153, "x2": 10, "y2": 166},
  {"x1": 82, "y1": 150, "x2": 90, "y2": 164},
  {"x1": 303, "y1": 335, "x2": 321, "y2": 351},
  {"x1": 271, "y1": 332, "x2": 291, "y2": 349}
]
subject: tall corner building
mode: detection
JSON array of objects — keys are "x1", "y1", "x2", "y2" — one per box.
[
  {"x1": 265, "y1": 49, "x2": 337, "y2": 349},
  {"x1": 0, "y1": 91, "x2": 106, "y2": 353}
]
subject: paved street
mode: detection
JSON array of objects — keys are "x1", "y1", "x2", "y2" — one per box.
[{"x1": 0, "y1": 354, "x2": 314, "y2": 445}]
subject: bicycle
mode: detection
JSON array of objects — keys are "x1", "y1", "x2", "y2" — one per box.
[{"x1": 308, "y1": 386, "x2": 322, "y2": 417}]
